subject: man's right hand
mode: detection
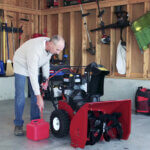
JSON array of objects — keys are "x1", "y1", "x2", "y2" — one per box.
[
  {"x1": 41, "y1": 79, "x2": 49, "y2": 90},
  {"x1": 36, "y1": 95, "x2": 44, "y2": 112}
]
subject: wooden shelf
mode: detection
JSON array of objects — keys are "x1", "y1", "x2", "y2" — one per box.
[
  {"x1": 41, "y1": 0, "x2": 149, "y2": 15},
  {"x1": 0, "y1": 4, "x2": 41, "y2": 15}
]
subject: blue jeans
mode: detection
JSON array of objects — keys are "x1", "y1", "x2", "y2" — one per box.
[{"x1": 14, "y1": 73, "x2": 40, "y2": 126}]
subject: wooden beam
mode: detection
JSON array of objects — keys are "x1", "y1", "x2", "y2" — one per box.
[
  {"x1": 41, "y1": 0, "x2": 149, "y2": 15},
  {"x1": 35, "y1": 15, "x2": 39, "y2": 33},
  {"x1": 82, "y1": 10, "x2": 88, "y2": 68},
  {"x1": 58, "y1": 13, "x2": 63, "y2": 59},
  {"x1": 32, "y1": 0, "x2": 39, "y2": 9},
  {"x1": 109, "y1": 73, "x2": 147, "y2": 80},
  {"x1": 95, "y1": 9, "x2": 101, "y2": 65},
  {"x1": 130, "y1": 72, "x2": 143, "y2": 78},
  {"x1": 1, "y1": 0, "x2": 149, "y2": 16},
  {"x1": 58, "y1": 13, "x2": 63, "y2": 36},
  {"x1": 31, "y1": 15, "x2": 34, "y2": 35},
  {"x1": 47, "y1": 15, "x2": 52, "y2": 37},
  {"x1": 110, "y1": 6, "x2": 116, "y2": 76},
  {"x1": 128, "y1": 0, "x2": 150, "y2": 4},
  {"x1": 126, "y1": 4, "x2": 133, "y2": 78},
  {"x1": 0, "y1": 4, "x2": 41, "y2": 15},
  {"x1": 70, "y1": 12, "x2": 75, "y2": 66},
  {"x1": 38, "y1": 15, "x2": 42, "y2": 33}
]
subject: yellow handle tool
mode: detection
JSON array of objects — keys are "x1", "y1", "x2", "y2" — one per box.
[{"x1": 2, "y1": 23, "x2": 5, "y2": 63}]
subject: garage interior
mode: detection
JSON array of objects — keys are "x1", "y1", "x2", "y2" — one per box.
[{"x1": 0, "y1": 0, "x2": 150, "y2": 150}]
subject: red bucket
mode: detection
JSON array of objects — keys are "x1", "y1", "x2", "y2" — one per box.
[{"x1": 26, "y1": 118, "x2": 50, "y2": 141}]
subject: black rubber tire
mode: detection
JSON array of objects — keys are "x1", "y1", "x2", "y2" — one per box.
[{"x1": 50, "y1": 109, "x2": 70, "y2": 138}]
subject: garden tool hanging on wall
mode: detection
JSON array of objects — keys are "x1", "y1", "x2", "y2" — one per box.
[
  {"x1": 5, "y1": 19, "x2": 14, "y2": 76},
  {"x1": 7, "y1": 15, "x2": 15, "y2": 54},
  {"x1": 91, "y1": 6, "x2": 130, "y2": 39},
  {"x1": 78, "y1": 0, "x2": 96, "y2": 55},
  {"x1": 18, "y1": 18, "x2": 29, "y2": 47},
  {"x1": 96, "y1": 0, "x2": 110, "y2": 44},
  {"x1": 0, "y1": 9, "x2": 5, "y2": 76},
  {"x1": 114, "y1": 6, "x2": 128, "y2": 46},
  {"x1": 2, "y1": 23, "x2": 6, "y2": 66}
]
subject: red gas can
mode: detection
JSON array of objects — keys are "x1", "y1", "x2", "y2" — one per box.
[{"x1": 26, "y1": 119, "x2": 50, "y2": 141}]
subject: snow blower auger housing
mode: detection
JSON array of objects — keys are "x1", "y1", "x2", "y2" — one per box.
[
  {"x1": 70, "y1": 99, "x2": 131, "y2": 148},
  {"x1": 46, "y1": 62, "x2": 131, "y2": 148}
]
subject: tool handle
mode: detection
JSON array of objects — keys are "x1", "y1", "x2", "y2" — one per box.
[
  {"x1": 6, "y1": 23, "x2": 9, "y2": 59},
  {"x1": 41, "y1": 108, "x2": 43, "y2": 120},
  {"x1": 18, "y1": 26, "x2": 23, "y2": 46},
  {"x1": 11, "y1": 21, "x2": 15, "y2": 54},
  {"x1": 20, "y1": 18, "x2": 29, "y2": 22},
  {"x1": 30, "y1": 108, "x2": 44, "y2": 124},
  {"x1": 2, "y1": 23, "x2": 6, "y2": 63},
  {"x1": 31, "y1": 119, "x2": 44, "y2": 124}
]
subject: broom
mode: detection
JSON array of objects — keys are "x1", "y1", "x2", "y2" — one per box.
[
  {"x1": 0, "y1": 9, "x2": 5, "y2": 76},
  {"x1": 5, "y1": 19, "x2": 14, "y2": 76}
]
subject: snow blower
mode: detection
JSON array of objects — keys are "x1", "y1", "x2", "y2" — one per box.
[{"x1": 41, "y1": 62, "x2": 131, "y2": 148}]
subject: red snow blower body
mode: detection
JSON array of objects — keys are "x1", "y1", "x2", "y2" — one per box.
[
  {"x1": 69, "y1": 100, "x2": 131, "y2": 148},
  {"x1": 43, "y1": 62, "x2": 131, "y2": 148}
]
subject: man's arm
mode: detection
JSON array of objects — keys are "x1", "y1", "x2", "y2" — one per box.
[
  {"x1": 42, "y1": 61, "x2": 50, "y2": 80},
  {"x1": 36, "y1": 95, "x2": 44, "y2": 112},
  {"x1": 41, "y1": 61, "x2": 50, "y2": 90},
  {"x1": 27, "y1": 54, "x2": 44, "y2": 112}
]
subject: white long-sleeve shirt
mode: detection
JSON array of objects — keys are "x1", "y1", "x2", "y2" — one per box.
[{"x1": 13, "y1": 37, "x2": 52, "y2": 95}]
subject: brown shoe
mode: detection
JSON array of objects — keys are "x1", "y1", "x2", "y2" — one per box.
[{"x1": 14, "y1": 126, "x2": 24, "y2": 136}]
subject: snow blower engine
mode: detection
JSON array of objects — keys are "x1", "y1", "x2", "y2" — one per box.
[{"x1": 41, "y1": 62, "x2": 131, "y2": 148}]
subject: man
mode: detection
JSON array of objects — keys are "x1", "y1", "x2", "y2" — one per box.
[{"x1": 13, "y1": 35, "x2": 65, "y2": 136}]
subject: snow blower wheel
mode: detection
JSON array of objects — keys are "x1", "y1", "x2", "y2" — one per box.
[{"x1": 50, "y1": 110, "x2": 70, "y2": 138}]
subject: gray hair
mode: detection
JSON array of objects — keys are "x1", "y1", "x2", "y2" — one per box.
[{"x1": 50, "y1": 35, "x2": 65, "y2": 46}]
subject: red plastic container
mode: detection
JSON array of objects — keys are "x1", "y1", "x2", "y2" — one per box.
[{"x1": 26, "y1": 119, "x2": 50, "y2": 141}]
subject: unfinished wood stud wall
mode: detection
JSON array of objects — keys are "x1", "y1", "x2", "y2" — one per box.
[
  {"x1": 1, "y1": 0, "x2": 150, "y2": 80},
  {"x1": 0, "y1": 0, "x2": 41, "y2": 61},
  {"x1": 41, "y1": 0, "x2": 150, "y2": 79}
]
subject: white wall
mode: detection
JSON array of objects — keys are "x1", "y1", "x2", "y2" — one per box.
[
  {"x1": 0, "y1": 76, "x2": 150, "y2": 111},
  {"x1": 101, "y1": 78, "x2": 150, "y2": 111},
  {"x1": 0, "y1": 76, "x2": 28, "y2": 101}
]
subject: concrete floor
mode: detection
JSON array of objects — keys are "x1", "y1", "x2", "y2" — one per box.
[{"x1": 0, "y1": 99, "x2": 150, "y2": 150}]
